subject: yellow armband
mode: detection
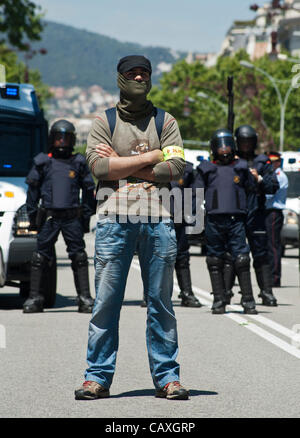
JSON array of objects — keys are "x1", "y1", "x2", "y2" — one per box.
[{"x1": 163, "y1": 145, "x2": 185, "y2": 161}]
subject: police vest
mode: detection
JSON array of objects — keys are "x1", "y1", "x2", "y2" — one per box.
[
  {"x1": 32, "y1": 153, "x2": 86, "y2": 209},
  {"x1": 197, "y1": 159, "x2": 250, "y2": 215}
]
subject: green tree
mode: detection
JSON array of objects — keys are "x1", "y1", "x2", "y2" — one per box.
[
  {"x1": 150, "y1": 50, "x2": 300, "y2": 152},
  {"x1": 0, "y1": 42, "x2": 52, "y2": 107},
  {"x1": 0, "y1": 1, "x2": 50, "y2": 108},
  {"x1": 0, "y1": 0, "x2": 44, "y2": 51}
]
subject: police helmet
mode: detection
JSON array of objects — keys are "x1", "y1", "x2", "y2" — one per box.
[
  {"x1": 210, "y1": 128, "x2": 236, "y2": 161},
  {"x1": 49, "y1": 119, "x2": 76, "y2": 158},
  {"x1": 235, "y1": 125, "x2": 258, "y2": 152}
]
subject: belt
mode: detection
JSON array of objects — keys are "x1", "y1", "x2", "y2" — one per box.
[{"x1": 46, "y1": 208, "x2": 80, "y2": 219}]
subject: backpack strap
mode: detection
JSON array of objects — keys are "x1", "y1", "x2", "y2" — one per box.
[
  {"x1": 105, "y1": 106, "x2": 165, "y2": 140},
  {"x1": 105, "y1": 107, "x2": 117, "y2": 137},
  {"x1": 154, "y1": 107, "x2": 165, "y2": 141}
]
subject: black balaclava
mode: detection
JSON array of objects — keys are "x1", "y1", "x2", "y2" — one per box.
[{"x1": 116, "y1": 55, "x2": 154, "y2": 122}]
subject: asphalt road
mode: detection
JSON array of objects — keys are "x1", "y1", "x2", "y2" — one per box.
[{"x1": 0, "y1": 224, "x2": 299, "y2": 419}]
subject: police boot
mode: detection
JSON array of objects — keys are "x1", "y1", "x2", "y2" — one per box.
[
  {"x1": 175, "y1": 260, "x2": 202, "y2": 308},
  {"x1": 206, "y1": 256, "x2": 226, "y2": 314},
  {"x1": 254, "y1": 261, "x2": 277, "y2": 307},
  {"x1": 223, "y1": 252, "x2": 235, "y2": 305},
  {"x1": 71, "y1": 251, "x2": 94, "y2": 313},
  {"x1": 234, "y1": 254, "x2": 257, "y2": 315},
  {"x1": 23, "y1": 252, "x2": 46, "y2": 313}
]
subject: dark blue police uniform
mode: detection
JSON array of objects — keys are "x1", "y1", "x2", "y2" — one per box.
[
  {"x1": 23, "y1": 151, "x2": 96, "y2": 314},
  {"x1": 194, "y1": 158, "x2": 253, "y2": 259},
  {"x1": 170, "y1": 161, "x2": 201, "y2": 307},
  {"x1": 193, "y1": 157, "x2": 258, "y2": 314},
  {"x1": 245, "y1": 154, "x2": 279, "y2": 263},
  {"x1": 171, "y1": 161, "x2": 194, "y2": 263},
  {"x1": 26, "y1": 152, "x2": 95, "y2": 259},
  {"x1": 223, "y1": 154, "x2": 279, "y2": 306},
  {"x1": 231, "y1": 125, "x2": 279, "y2": 307}
]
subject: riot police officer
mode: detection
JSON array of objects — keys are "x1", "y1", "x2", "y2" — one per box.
[
  {"x1": 171, "y1": 161, "x2": 202, "y2": 307},
  {"x1": 193, "y1": 129, "x2": 257, "y2": 315},
  {"x1": 23, "y1": 119, "x2": 96, "y2": 313},
  {"x1": 226, "y1": 125, "x2": 279, "y2": 307}
]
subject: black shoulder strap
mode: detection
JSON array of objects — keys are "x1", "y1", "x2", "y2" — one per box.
[
  {"x1": 105, "y1": 107, "x2": 117, "y2": 137},
  {"x1": 105, "y1": 106, "x2": 165, "y2": 140},
  {"x1": 154, "y1": 107, "x2": 165, "y2": 140}
]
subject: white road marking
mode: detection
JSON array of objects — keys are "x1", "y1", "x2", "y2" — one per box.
[
  {"x1": 131, "y1": 260, "x2": 300, "y2": 359},
  {"x1": 191, "y1": 284, "x2": 298, "y2": 340},
  {"x1": 0, "y1": 324, "x2": 6, "y2": 349}
]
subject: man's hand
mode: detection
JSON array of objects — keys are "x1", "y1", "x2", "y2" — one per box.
[
  {"x1": 96, "y1": 143, "x2": 119, "y2": 158},
  {"x1": 144, "y1": 149, "x2": 164, "y2": 165},
  {"x1": 94, "y1": 145, "x2": 164, "y2": 181},
  {"x1": 96, "y1": 144, "x2": 163, "y2": 165},
  {"x1": 250, "y1": 168, "x2": 262, "y2": 182}
]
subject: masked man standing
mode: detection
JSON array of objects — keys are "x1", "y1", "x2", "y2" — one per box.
[{"x1": 75, "y1": 56, "x2": 189, "y2": 401}]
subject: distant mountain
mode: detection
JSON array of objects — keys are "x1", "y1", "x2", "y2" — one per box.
[{"x1": 26, "y1": 21, "x2": 187, "y2": 94}]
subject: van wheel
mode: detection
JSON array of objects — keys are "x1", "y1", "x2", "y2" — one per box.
[
  {"x1": 41, "y1": 254, "x2": 57, "y2": 308},
  {"x1": 19, "y1": 281, "x2": 30, "y2": 299}
]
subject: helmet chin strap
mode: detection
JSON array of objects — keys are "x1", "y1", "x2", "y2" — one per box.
[
  {"x1": 52, "y1": 147, "x2": 73, "y2": 159},
  {"x1": 217, "y1": 153, "x2": 235, "y2": 165}
]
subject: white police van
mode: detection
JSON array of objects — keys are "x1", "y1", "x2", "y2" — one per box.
[
  {"x1": 281, "y1": 151, "x2": 300, "y2": 172},
  {"x1": 0, "y1": 83, "x2": 56, "y2": 306},
  {"x1": 184, "y1": 148, "x2": 210, "y2": 168}
]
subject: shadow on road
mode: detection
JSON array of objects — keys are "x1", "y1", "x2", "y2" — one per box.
[
  {"x1": 110, "y1": 389, "x2": 218, "y2": 398},
  {"x1": 0, "y1": 293, "x2": 24, "y2": 310},
  {"x1": 0, "y1": 293, "x2": 78, "y2": 311}
]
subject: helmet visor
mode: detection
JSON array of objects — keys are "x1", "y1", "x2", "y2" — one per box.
[
  {"x1": 52, "y1": 132, "x2": 74, "y2": 148},
  {"x1": 237, "y1": 137, "x2": 256, "y2": 151},
  {"x1": 212, "y1": 136, "x2": 236, "y2": 153}
]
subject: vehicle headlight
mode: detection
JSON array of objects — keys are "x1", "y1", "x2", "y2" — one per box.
[
  {"x1": 284, "y1": 209, "x2": 299, "y2": 225},
  {"x1": 13, "y1": 204, "x2": 37, "y2": 236}
]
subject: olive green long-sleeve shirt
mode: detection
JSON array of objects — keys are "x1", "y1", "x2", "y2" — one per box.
[{"x1": 86, "y1": 109, "x2": 186, "y2": 217}]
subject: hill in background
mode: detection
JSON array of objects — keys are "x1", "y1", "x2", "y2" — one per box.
[{"x1": 26, "y1": 21, "x2": 187, "y2": 94}]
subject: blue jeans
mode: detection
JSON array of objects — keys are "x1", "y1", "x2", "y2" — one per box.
[{"x1": 84, "y1": 217, "x2": 180, "y2": 389}]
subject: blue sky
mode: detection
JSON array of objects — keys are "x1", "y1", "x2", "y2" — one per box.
[{"x1": 33, "y1": 0, "x2": 254, "y2": 52}]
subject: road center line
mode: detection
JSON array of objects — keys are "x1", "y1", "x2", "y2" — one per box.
[{"x1": 131, "y1": 260, "x2": 300, "y2": 359}]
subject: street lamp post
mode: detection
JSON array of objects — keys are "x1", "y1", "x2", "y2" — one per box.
[
  {"x1": 196, "y1": 91, "x2": 228, "y2": 115},
  {"x1": 240, "y1": 60, "x2": 294, "y2": 152}
]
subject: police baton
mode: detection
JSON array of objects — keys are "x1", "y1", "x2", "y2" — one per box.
[{"x1": 227, "y1": 76, "x2": 235, "y2": 134}]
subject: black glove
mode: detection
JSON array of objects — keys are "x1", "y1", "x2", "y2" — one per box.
[{"x1": 82, "y1": 217, "x2": 90, "y2": 234}]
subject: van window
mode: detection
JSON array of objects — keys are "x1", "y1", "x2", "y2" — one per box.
[{"x1": 0, "y1": 122, "x2": 34, "y2": 177}]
